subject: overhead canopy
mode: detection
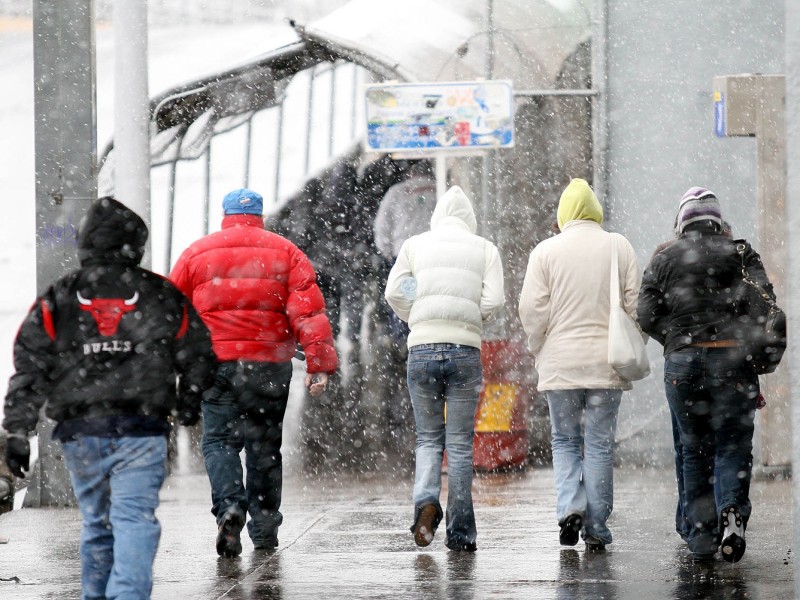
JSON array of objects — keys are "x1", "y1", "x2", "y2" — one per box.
[
  {"x1": 100, "y1": 0, "x2": 592, "y2": 192},
  {"x1": 299, "y1": 0, "x2": 591, "y2": 86},
  {"x1": 99, "y1": 39, "x2": 330, "y2": 187}
]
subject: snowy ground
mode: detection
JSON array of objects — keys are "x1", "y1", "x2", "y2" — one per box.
[{"x1": 0, "y1": 17, "x2": 299, "y2": 418}]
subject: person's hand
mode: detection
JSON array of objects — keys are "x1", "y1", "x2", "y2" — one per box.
[
  {"x1": 176, "y1": 406, "x2": 201, "y2": 427},
  {"x1": 305, "y1": 373, "x2": 328, "y2": 397},
  {"x1": 175, "y1": 393, "x2": 202, "y2": 426},
  {"x1": 5, "y1": 434, "x2": 30, "y2": 479}
]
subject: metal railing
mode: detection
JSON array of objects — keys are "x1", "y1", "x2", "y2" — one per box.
[{"x1": 150, "y1": 60, "x2": 368, "y2": 274}]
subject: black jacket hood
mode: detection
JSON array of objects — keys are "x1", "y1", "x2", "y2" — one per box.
[{"x1": 78, "y1": 196, "x2": 148, "y2": 266}]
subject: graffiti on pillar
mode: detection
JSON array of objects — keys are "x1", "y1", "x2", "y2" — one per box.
[{"x1": 39, "y1": 222, "x2": 79, "y2": 248}]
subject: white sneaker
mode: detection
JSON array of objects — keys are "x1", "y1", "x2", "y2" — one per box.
[{"x1": 720, "y1": 506, "x2": 746, "y2": 563}]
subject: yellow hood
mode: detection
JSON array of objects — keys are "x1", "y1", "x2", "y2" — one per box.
[{"x1": 557, "y1": 178, "x2": 603, "y2": 230}]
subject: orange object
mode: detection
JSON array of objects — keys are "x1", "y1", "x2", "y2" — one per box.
[{"x1": 472, "y1": 340, "x2": 531, "y2": 470}]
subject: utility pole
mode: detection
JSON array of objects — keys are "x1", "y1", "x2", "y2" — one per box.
[
  {"x1": 30, "y1": 0, "x2": 97, "y2": 506},
  {"x1": 113, "y1": 0, "x2": 152, "y2": 268},
  {"x1": 784, "y1": 2, "x2": 800, "y2": 596}
]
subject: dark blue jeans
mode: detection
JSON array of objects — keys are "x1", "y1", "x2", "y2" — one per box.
[
  {"x1": 407, "y1": 343, "x2": 482, "y2": 549},
  {"x1": 671, "y1": 408, "x2": 722, "y2": 541},
  {"x1": 201, "y1": 360, "x2": 293, "y2": 546},
  {"x1": 664, "y1": 347, "x2": 757, "y2": 556},
  {"x1": 670, "y1": 409, "x2": 691, "y2": 541}
]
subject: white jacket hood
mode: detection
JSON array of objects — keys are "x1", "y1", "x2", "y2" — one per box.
[
  {"x1": 384, "y1": 183, "x2": 505, "y2": 349},
  {"x1": 430, "y1": 186, "x2": 477, "y2": 233}
]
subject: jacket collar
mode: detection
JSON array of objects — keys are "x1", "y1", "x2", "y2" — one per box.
[
  {"x1": 433, "y1": 216, "x2": 473, "y2": 233},
  {"x1": 560, "y1": 220, "x2": 604, "y2": 233},
  {"x1": 222, "y1": 214, "x2": 265, "y2": 229},
  {"x1": 679, "y1": 220, "x2": 721, "y2": 237}
]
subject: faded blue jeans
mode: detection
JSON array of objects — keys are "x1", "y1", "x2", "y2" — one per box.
[
  {"x1": 407, "y1": 343, "x2": 482, "y2": 549},
  {"x1": 665, "y1": 346, "x2": 757, "y2": 556},
  {"x1": 201, "y1": 360, "x2": 293, "y2": 547},
  {"x1": 61, "y1": 435, "x2": 167, "y2": 600},
  {"x1": 546, "y1": 389, "x2": 622, "y2": 545}
]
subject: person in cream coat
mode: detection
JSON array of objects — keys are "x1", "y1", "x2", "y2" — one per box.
[
  {"x1": 518, "y1": 178, "x2": 641, "y2": 552},
  {"x1": 385, "y1": 185, "x2": 504, "y2": 552}
]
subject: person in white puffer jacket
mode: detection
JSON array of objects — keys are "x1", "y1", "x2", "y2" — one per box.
[{"x1": 385, "y1": 185, "x2": 504, "y2": 553}]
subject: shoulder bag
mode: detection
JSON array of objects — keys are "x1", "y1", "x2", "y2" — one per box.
[
  {"x1": 608, "y1": 233, "x2": 650, "y2": 381},
  {"x1": 733, "y1": 243, "x2": 786, "y2": 374}
]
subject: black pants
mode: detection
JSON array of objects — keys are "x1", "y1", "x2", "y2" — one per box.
[{"x1": 201, "y1": 360, "x2": 293, "y2": 545}]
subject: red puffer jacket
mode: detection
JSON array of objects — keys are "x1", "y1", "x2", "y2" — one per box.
[{"x1": 169, "y1": 214, "x2": 337, "y2": 373}]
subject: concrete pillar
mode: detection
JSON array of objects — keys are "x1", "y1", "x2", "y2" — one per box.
[
  {"x1": 755, "y1": 76, "x2": 789, "y2": 468},
  {"x1": 712, "y1": 74, "x2": 789, "y2": 468},
  {"x1": 784, "y1": 1, "x2": 800, "y2": 596},
  {"x1": 31, "y1": 0, "x2": 97, "y2": 506}
]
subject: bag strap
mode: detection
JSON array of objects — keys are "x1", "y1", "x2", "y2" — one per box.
[
  {"x1": 609, "y1": 233, "x2": 622, "y2": 308},
  {"x1": 736, "y1": 243, "x2": 776, "y2": 306}
]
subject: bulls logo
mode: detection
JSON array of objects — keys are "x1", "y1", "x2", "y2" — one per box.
[{"x1": 77, "y1": 291, "x2": 138, "y2": 336}]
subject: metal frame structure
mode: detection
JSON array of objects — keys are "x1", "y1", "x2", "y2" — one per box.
[
  {"x1": 98, "y1": 35, "x2": 597, "y2": 274},
  {"x1": 99, "y1": 40, "x2": 372, "y2": 273}
]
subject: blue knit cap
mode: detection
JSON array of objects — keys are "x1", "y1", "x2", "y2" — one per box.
[{"x1": 222, "y1": 188, "x2": 263, "y2": 215}]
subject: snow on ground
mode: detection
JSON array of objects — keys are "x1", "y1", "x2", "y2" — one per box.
[{"x1": 0, "y1": 18, "x2": 299, "y2": 417}]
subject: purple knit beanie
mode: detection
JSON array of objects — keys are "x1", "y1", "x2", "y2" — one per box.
[{"x1": 675, "y1": 187, "x2": 722, "y2": 234}]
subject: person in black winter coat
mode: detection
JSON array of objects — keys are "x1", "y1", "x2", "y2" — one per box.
[
  {"x1": 637, "y1": 188, "x2": 775, "y2": 564},
  {"x1": 2, "y1": 197, "x2": 216, "y2": 599}
]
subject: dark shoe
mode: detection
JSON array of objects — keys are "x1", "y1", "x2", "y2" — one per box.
[
  {"x1": 692, "y1": 552, "x2": 716, "y2": 564},
  {"x1": 584, "y1": 534, "x2": 606, "y2": 553},
  {"x1": 253, "y1": 537, "x2": 279, "y2": 552},
  {"x1": 559, "y1": 514, "x2": 583, "y2": 547},
  {"x1": 446, "y1": 540, "x2": 477, "y2": 552},
  {"x1": 720, "y1": 506, "x2": 746, "y2": 563},
  {"x1": 216, "y1": 511, "x2": 245, "y2": 558},
  {"x1": 412, "y1": 504, "x2": 439, "y2": 547}
]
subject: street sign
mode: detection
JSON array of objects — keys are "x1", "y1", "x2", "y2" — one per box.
[
  {"x1": 714, "y1": 90, "x2": 726, "y2": 137},
  {"x1": 364, "y1": 80, "x2": 514, "y2": 152}
]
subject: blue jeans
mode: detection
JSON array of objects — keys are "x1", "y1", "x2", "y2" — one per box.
[
  {"x1": 665, "y1": 346, "x2": 757, "y2": 556},
  {"x1": 671, "y1": 409, "x2": 691, "y2": 541},
  {"x1": 407, "y1": 343, "x2": 482, "y2": 549},
  {"x1": 201, "y1": 360, "x2": 293, "y2": 546},
  {"x1": 61, "y1": 435, "x2": 167, "y2": 600},
  {"x1": 671, "y1": 409, "x2": 723, "y2": 541},
  {"x1": 546, "y1": 389, "x2": 622, "y2": 545}
]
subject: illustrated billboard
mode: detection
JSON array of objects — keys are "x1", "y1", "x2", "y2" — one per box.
[{"x1": 364, "y1": 80, "x2": 514, "y2": 152}]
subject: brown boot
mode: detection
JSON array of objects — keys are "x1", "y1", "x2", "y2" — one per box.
[{"x1": 413, "y1": 504, "x2": 439, "y2": 547}]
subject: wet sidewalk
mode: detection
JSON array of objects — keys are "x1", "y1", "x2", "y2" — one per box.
[{"x1": 0, "y1": 460, "x2": 794, "y2": 599}]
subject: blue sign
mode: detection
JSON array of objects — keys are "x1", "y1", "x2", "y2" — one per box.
[{"x1": 714, "y1": 91, "x2": 726, "y2": 137}]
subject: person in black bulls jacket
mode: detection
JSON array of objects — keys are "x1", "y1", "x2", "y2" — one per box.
[{"x1": 2, "y1": 197, "x2": 216, "y2": 599}]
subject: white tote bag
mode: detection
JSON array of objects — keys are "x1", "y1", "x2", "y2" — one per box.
[{"x1": 607, "y1": 233, "x2": 650, "y2": 381}]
